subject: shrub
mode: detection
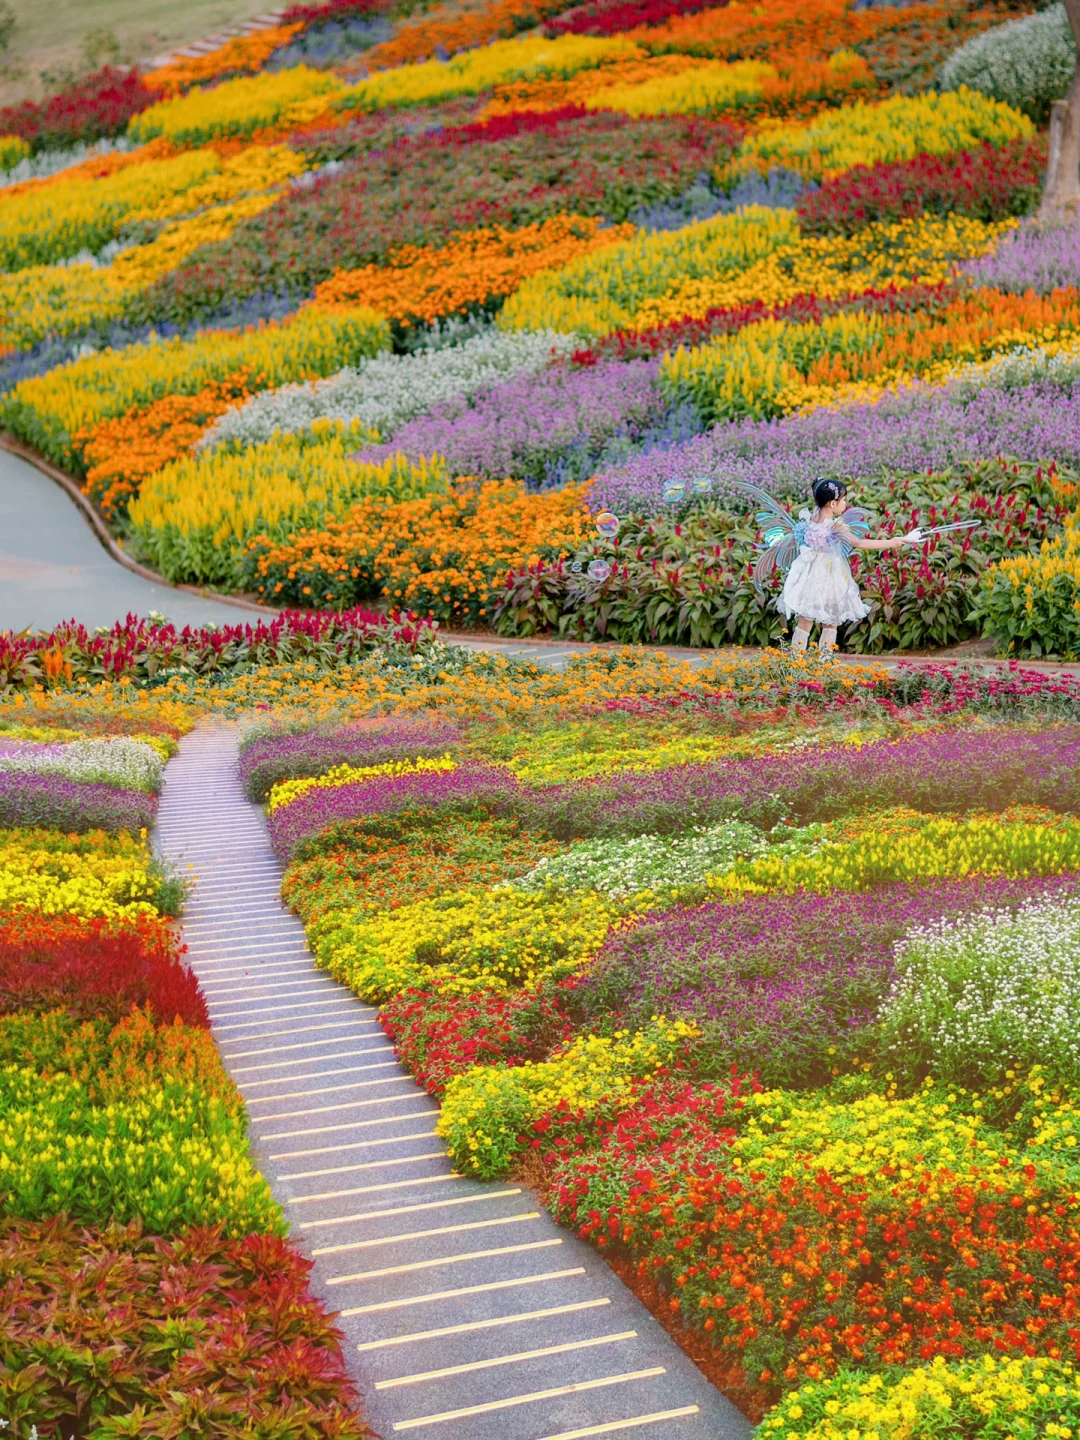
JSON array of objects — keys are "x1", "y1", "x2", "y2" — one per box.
[{"x1": 940, "y1": 3, "x2": 1076, "y2": 125}]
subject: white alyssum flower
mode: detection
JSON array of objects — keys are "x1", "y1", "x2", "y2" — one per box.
[
  {"x1": 198, "y1": 328, "x2": 581, "y2": 453},
  {"x1": 0, "y1": 738, "x2": 164, "y2": 793},
  {"x1": 514, "y1": 820, "x2": 769, "y2": 898},
  {"x1": 879, "y1": 896, "x2": 1080, "y2": 1085},
  {"x1": 940, "y1": 4, "x2": 1075, "y2": 119}
]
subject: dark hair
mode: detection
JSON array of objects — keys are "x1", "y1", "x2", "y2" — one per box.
[{"x1": 812, "y1": 478, "x2": 848, "y2": 508}]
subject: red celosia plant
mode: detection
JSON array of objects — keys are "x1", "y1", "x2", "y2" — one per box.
[
  {"x1": 0, "y1": 67, "x2": 155, "y2": 152},
  {"x1": 380, "y1": 985, "x2": 574, "y2": 1096},
  {"x1": 0, "y1": 1215, "x2": 373, "y2": 1437},
  {"x1": 0, "y1": 912, "x2": 207, "y2": 1027},
  {"x1": 549, "y1": 0, "x2": 726, "y2": 36},
  {"x1": 797, "y1": 136, "x2": 1048, "y2": 236}
]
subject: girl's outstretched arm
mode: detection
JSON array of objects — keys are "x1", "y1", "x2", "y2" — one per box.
[{"x1": 838, "y1": 522, "x2": 921, "y2": 553}]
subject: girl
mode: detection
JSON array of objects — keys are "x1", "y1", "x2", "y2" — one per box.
[{"x1": 779, "y1": 478, "x2": 921, "y2": 653}]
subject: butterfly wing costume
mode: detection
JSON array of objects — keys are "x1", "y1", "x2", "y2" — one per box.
[{"x1": 731, "y1": 482, "x2": 874, "y2": 597}]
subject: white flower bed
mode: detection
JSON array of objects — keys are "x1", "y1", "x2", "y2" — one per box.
[
  {"x1": 879, "y1": 897, "x2": 1080, "y2": 1085},
  {"x1": 514, "y1": 820, "x2": 769, "y2": 898},
  {"x1": 0, "y1": 738, "x2": 165, "y2": 793},
  {"x1": 199, "y1": 328, "x2": 581, "y2": 452}
]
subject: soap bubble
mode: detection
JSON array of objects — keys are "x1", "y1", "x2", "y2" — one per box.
[
  {"x1": 662, "y1": 480, "x2": 686, "y2": 503},
  {"x1": 595, "y1": 510, "x2": 619, "y2": 539},
  {"x1": 692, "y1": 475, "x2": 712, "y2": 495},
  {"x1": 570, "y1": 559, "x2": 583, "y2": 574},
  {"x1": 587, "y1": 558, "x2": 612, "y2": 582}
]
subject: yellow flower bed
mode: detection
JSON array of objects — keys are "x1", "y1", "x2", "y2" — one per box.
[
  {"x1": 499, "y1": 203, "x2": 799, "y2": 336},
  {"x1": 129, "y1": 66, "x2": 341, "y2": 146},
  {"x1": 0, "y1": 146, "x2": 222, "y2": 272},
  {"x1": 0, "y1": 304, "x2": 389, "y2": 471},
  {"x1": 588, "y1": 56, "x2": 773, "y2": 115},
  {"x1": 707, "y1": 809, "x2": 1080, "y2": 897},
  {"x1": 311, "y1": 886, "x2": 619, "y2": 1002},
  {"x1": 438, "y1": 1016, "x2": 699, "y2": 1178},
  {"x1": 129, "y1": 143, "x2": 306, "y2": 222},
  {"x1": 0, "y1": 828, "x2": 161, "y2": 920},
  {"x1": 732, "y1": 86, "x2": 1033, "y2": 183},
  {"x1": 267, "y1": 755, "x2": 457, "y2": 813},
  {"x1": 0, "y1": 725, "x2": 175, "y2": 759},
  {"x1": 338, "y1": 33, "x2": 643, "y2": 111},
  {"x1": 763, "y1": 1354, "x2": 1080, "y2": 1440},
  {"x1": 0, "y1": 135, "x2": 29, "y2": 171},
  {"x1": 629, "y1": 213, "x2": 1010, "y2": 332},
  {"x1": 128, "y1": 421, "x2": 446, "y2": 586},
  {"x1": 0, "y1": 193, "x2": 280, "y2": 351}
]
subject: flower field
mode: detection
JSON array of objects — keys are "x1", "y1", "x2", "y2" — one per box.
[
  {"x1": 2, "y1": 0, "x2": 1080, "y2": 653},
  {"x1": 0, "y1": 698, "x2": 371, "y2": 1432},
  {"x1": 165, "y1": 638, "x2": 1080, "y2": 1437}
]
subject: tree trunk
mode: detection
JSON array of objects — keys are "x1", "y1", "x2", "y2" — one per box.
[{"x1": 1041, "y1": 0, "x2": 1080, "y2": 214}]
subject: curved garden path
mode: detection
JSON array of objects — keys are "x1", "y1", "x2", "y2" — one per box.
[{"x1": 156, "y1": 726, "x2": 752, "y2": 1440}]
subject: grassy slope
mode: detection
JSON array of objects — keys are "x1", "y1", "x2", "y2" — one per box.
[{"x1": 1, "y1": 0, "x2": 279, "y2": 105}]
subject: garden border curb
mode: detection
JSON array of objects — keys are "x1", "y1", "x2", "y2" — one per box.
[{"x1": 0, "y1": 432, "x2": 280, "y2": 619}]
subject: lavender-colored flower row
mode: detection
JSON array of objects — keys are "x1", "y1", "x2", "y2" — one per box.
[
  {"x1": 576, "y1": 872, "x2": 1079, "y2": 1088},
  {"x1": 239, "y1": 718, "x2": 462, "y2": 801},
  {"x1": 963, "y1": 215, "x2": 1080, "y2": 295},
  {"x1": 354, "y1": 358, "x2": 665, "y2": 489},
  {"x1": 504, "y1": 725, "x2": 1080, "y2": 838},
  {"x1": 270, "y1": 725, "x2": 1080, "y2": 858},
  {"x1": 589, "y1": 377, "x2": 1080, "y2": 513},
  {"x1": 270, "y1": 765, "x2": 517, "y2": 860},
  {"x1": 0, "y1": 772, "x2": 157, "y2": 834}
]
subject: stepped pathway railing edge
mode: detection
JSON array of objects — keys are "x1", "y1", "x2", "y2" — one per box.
[{"x1": 155, "y1": 724, "x2": 752, "y2": 1440}]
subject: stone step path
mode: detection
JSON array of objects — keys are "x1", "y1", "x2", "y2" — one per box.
[{"x1": 155, "y1": 726, "x2": 752, "y2": 1440}]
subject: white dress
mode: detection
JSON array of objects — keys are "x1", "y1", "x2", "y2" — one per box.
[{"x1": 778, "y1": 514, "x2": 871, "y2": 628}]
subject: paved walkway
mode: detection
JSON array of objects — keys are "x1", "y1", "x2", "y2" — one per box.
[
  {"x1": 0, "y1": 445, "x2": 257, "y2": 631},
  {"x1": 156, "y1": 727, "x2": 751, "y2": 1440}
]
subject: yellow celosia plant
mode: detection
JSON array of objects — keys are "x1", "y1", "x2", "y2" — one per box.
[
  {"x1": 129, "y1": 65, "x2": 341, "y2": 145},
  {"x1": 338, "y1": 33, "x2": 643, "y2": 111},
  {"x1": 731, "y1": 85, "x2": 1034, "y2": 182}
]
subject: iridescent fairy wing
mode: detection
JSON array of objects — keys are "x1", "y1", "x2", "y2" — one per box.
[
  {"x1": 836, "y1": 508, "x2": 875, "y2": 558},
  {"x1": 752, "y1": 533, "x2": 800, "y2": 592},
  {"x1": 731, "y1": 481, "x2": 796, "y2": 536}
]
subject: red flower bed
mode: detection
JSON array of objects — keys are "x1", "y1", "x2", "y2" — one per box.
[
  {"x1": 0, "y1": 607, "x2": 437, "y2": 691},
  {"x1": 0, "y1": 912, "x2": 207, "y2": 1028},
  {"x1": 797, "y1": 136, "x2": 1048, "y2": 237},
  {"x1": 0, "y1": 1215, "x2": 373, "y2": 1438},
  {"x1": 0, "y1": 67, "x2": 154, "y2": 152},
  {"x1": 572, "y1": 282, "x2": 955, "y2": 364},
  {"x1": 281, "y1": 0, "x2": 391, "y2": 19},
  {"x1": 549, "y1": 0, "x2": 727, "y2": 35},
  {"x1": 380, "y1": 986, "x2": 573, "y2": 1096}
]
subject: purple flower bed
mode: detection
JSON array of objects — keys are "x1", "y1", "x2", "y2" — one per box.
[
  {"x1": 503, "y1": 725, "x2": 1080, "y2": 837},
  {"x1": 963, "y1": 216, "x2": 1080, "y2": 295},
  {"x1": 269, "y1": 763, "x2": 519, "y2": 860},
  {"x1": 238, "y1": 718, "x2": 462, "y2": 801},
  {"x1": 353, "y1": 358, "x2": 665, "y2": 488},
  {"x1": 589, "y1": 378, "x2": 1080, "y2": 514},
  {"x1": 577, "y1": 872, "x2": 1080, "y2": 1087},
  {"x1": 0, "y1": 772, "x2": 156, "y2": 833}
]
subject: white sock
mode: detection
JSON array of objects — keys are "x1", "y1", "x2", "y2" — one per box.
[
  {"x1": 819, "y1": 626, "x2": 837, "y2": 653},
  {"x1": 792, "y1": 624, "x2": 811, "y2": 653}
]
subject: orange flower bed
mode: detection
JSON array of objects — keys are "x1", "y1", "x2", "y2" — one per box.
[
  {"x1": 312, "y1": 214, "x2": 635, "y2": 326},
  {"x1": 363, "y1": 0, "x2": 568, "y2": 71},
  {"x1": 76, "y1": 371, "x2": 256, "y2": 521},
  {"x1": 143, "y1": 24, "x2": 305, "y2": 97},
  {"x1": 244, "y1": 478, "x2": 592, "y2": 625},
  {"x1": 630, "y1": 0, "x2": 912, "y2": 59}
]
